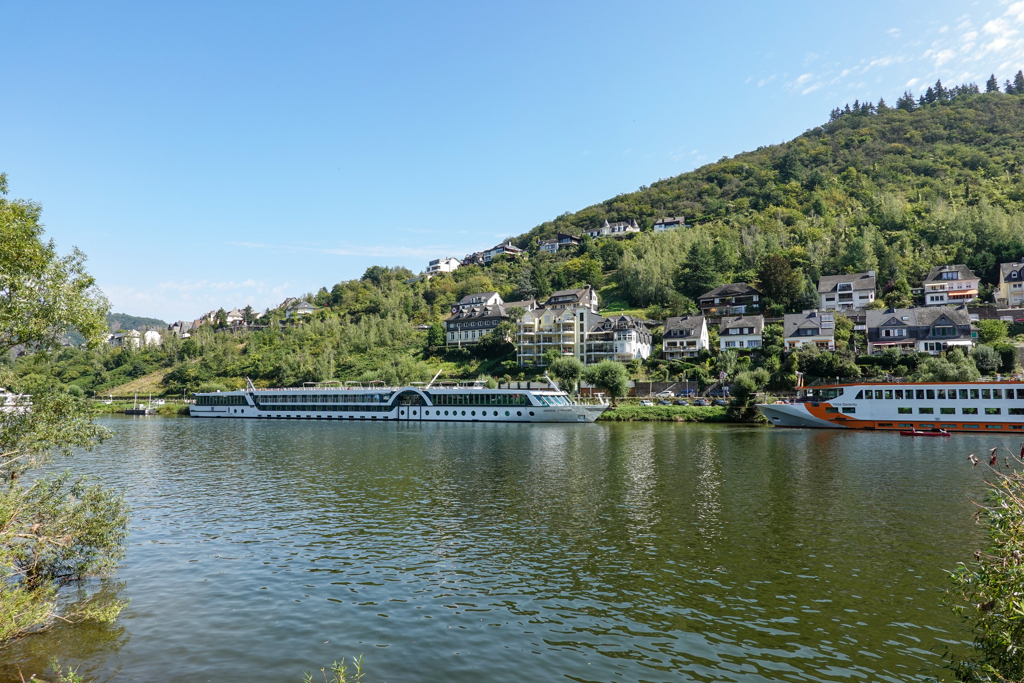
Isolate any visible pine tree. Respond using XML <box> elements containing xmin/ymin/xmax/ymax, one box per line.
<box><xmin>877</xmin><ymin>97</ymin><xmax>888</xmax><ymax>111</ymax></box>
<box><xmin>1015</xmin><ymin>70</ymin><xmax>1024</xmax><ymax>94</ymax></box>
<box><xmin>1005</xmin><ymin>80</ymin><xmax>1014</xmax><ymax>94</ymax></box>
<box><xmin>986</xmin><ymin>74</ymin><xmax>1000</xmax><ymax>92</ymax></box>
<box><xmin>924</xmin><ymin>86</ymin><xmax>936</xmax><ymax>104</ymax></box>
<box><xmin>896</xmin><ymin>91</ymin><xmax>916</xmax><ymax>112</ymax></box>
<box><xmin>934</xmin><ymin>79</ymin><xmax>948</xmax><ymax>102</ymax></box>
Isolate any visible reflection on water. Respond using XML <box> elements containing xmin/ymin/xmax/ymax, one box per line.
<box><xmin>0</xmin><ymin>418</ymin><xmax>994</xmax><ymax>683</ymax></box>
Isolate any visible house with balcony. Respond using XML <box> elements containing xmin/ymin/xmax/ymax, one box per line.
<box><xmin>285</xmin><ymin>301</ymin><xmax>317</xmax><ymax>319</ymax></box>
<box><xmin>516</xmin><ymin>305</ymin><xmax>603</xmax><ymax>366</ymax></box>
<box><xmin>483</xmin><ymin>242</ymin><xmax>524</xmax><ymax>262</ymax></box>
<box><xmin>662</xmin><ymin>315</ymin><xmax>708</xmax><ymax>360</ymax></box>
<box><xmin>538</xmin><ymin>239</ymin><xmax>558</xmax><ymax>254</ymax></box>
<box><xmin>584</xmin><ymin>219</ymin><xmax>640</xmax><ymax>240</ymax></box>
<box><xmin>995</xmin><ymin>261</ymin><xmax>1024</xmax><ymax>308</ymax></box>
<box><xmin>817</xmin><ymin>271</ymin><xmax>876</xmax><ymax>311</ymax></box>
<box><xmin>923</xmin><ymin>264</ymin><xmax>979</xmax><ymax>306</ymax></box>
<box><xmin>583</xmin><ymin>315</ymin><xmax>651</xmax><ymax>365</ymax></box>
<box><xmin>426</xmin><ymin>257</ymin><xmax>461</xmax><ymax>275</ymax></box>
<box><xmin>718</xmin><ymin>315</ymin><xmax>764</xmax><ymax>351</ymax></box>
<box><xmin>783</xmin><ymin>310</ymin><xmax>835</xmax><ymax>350</ymax></box>
<box><xmin>697</xmin><ymin>283</ymin><xmax>761</xmax><ymax>317</ymax></box>
<box><xmin>866</xmin><ymin>306</ymin><xmax>976</xmax><ymax>355</ymax></box>
<box><xmin>653</xmin><ymin>216</ymin><xmax>686</xmax><ymax>233</ymax></box>
<box><xmin>446</xmin><ymin>299</ymin><xmax>511</xmax><ymax>346</ymax></box>
<box><xmin>542</xmin><ymin>286</ymin><xmax>599</xmax><ymax>313</ymax></box>
<box><xmin>539</xmin><ymin>232</ymin><xmax>582</xmax><ymax>254</ymax></box>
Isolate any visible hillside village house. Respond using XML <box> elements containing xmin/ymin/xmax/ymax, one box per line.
<box><xmin>817</xmin><ymin>271</ymin><xmax>876</xmax><ymax>311</ymax></box>
<box><xmin>226</xmin><ymin>308</ymin><xmax>244</xmax><ymax>325</ymax></box>
<box><xmin>143</xmin><ymin>330</ymin><xmax>162</xmax><ymax>346</ymax></box>
<box><xmin>584</xmin><ymin>219</ymin><xmax>640</xmax><ymax>240</ymax></box>
<box><xmin>653</xmin><ymin>217</ymin><xmax>685</xmax><ymax>233</ymax></box>
<box><xmin>662</xmin><ymin>315</ymin><xmax>708</xmax><ymax>360</ymax></box>
<box><xmin>866</xmin><ymin>306</ymin><xmax>976</xmax><ymax>355</ymax></box>
<box><xmin>697</xmin><ymin>283</ymin><xmax>761</xmax><ymax>317</ymax></box>
<box><xmin>285</xmin><ymin>301</ymin><xmax>317</xmax><ymax>319</ymax></box>
<box><xmin>445</xmin><ymin>294</ymin><xmax>537</xmax><ymax>346</ymax></box>
<box><xmin>107</xmin><ymin>330</ymin><xmax>141</xmax><ymax>348</ymax></box>
<box><xmin>426</xmin><ymin>257</ymin><xmax>461</xmax><ymax>275</ymax></box>
<box><xmin>582</xmin><ymin>315</ymin><xmax>652</xmax><ymax>365</ymax></box>
<box><xmin>539</xmin><ymin>233</ymin><xmax>581</xmax><ymax>254</ymax></box>
<box><xmin>515</xmin><ymin>286</ymin><xmax>645</xmax><ymax>366</ymax></box>
<box><xmin>719</xmin><ymin>315</ymin><xmax>764</xmax><ymax>351</ymax></box>
<box><xmin>923</xmin><ymin>264</ymin><xmax>979</xmax><ymax>306</ymax></box>
<box><xmin>995</xmin><ymin>261</ymin><xmax>1024</xmax><ymax>307</ymax></box>
<box><xmin>783</xmin><ymin>310</ymin><xmax>835</xmax><ymax>350</ymax></box>
<box><xmin>168</xmin><ymin>321</ymin><xmax>194</xmax><ymax>338</ymax></box>
<box><xmin>484</xmin><ymin>242</ymin><xmax>523</xmax><ymax>262</ymax></box>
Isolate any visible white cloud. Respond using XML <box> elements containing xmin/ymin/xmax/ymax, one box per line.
<box><xmin>887</xmin><ymin>28</ymin><xmax>901</xmax><ymax>37</ymax></box>
<box><xmin>758</xmin><ymin>74</ymin><xmax>776</xmax><ymax>86</ymax></box>
<box><xmin>906</xmin><ymin>77</ymin><xmax>920</xmax><ymax>88</ymax></box>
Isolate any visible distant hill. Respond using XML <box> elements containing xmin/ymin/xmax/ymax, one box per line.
<box><xmin>106</xmin><ymin>313</ymin><xmax>167</xmax><ymax>333</ymax></box>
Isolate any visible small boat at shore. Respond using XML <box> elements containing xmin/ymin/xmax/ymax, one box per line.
<box><xmin>900</xmin><ymin>429</ymin><xmax>951</xmax><ymax>437</ymax></box>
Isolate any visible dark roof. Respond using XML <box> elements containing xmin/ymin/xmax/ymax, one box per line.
<box><xmin>817</xmin><ymin>272</ymin><xmax>876</xmax><ymax>294</ymax></box>
<box><xmin>719</xmin><ymin>315</ymin><xmax>764</xmax><ymax>334</ymax></box>
<box><xmin>447</xmin><ymin>304</ymin><xmax>507</xmax><ymax>322</ymax></box>
<box><xmin>588</xmin><ymin>314</ymin><xmax>649</xmax><ymax>334</ymax></box>
<box><xmin>999</xmin><ymin>261</ymin><xmax>1024</xmax><ymax>280</ymax></box>
<box><xmin>924</xmin><ymin>264</ymin><xmax>977</xmax><ymax>283</ymax></box>
<box><xmin>783</xmin><ymin>310</ymin><xmax>836</xmax><ymax>339</ymax></box>
<box><xmin>698</xmin><ymin>283</ymin><xmax>760</xmax><ymax>300</ymax></box>
<box><xmin>502</xmin><ymin>299</ymin><xmax>536</xmax><ymax>310</ymax></box>
<box><xmin>653</xmin><ymin>216</ymin><xmax>685</xmax><ymax>225</ymax></box>
<box><xmin>865</xmin><ymin>305</ymin><xmax>972</xmax><ymax>329</ymax></box>
<box><xmin>664</xmin><ymin>315</ymin><xmax>706</xmax><ymax>333</ymax></box>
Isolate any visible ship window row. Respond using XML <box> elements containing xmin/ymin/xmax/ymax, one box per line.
<box><xmin>261</xmin><ymin>405</ymin><xmax>389</xmax><ymax>412</ymax></box>
<box><xmin>430</xmin><ymin>393</ymin><xmax>527</xmax><ymax>406</ymax></box>
<box><xmin>258</xmin><ymin>394</ymin><xmax>386</xmax><ymax>404</ymax></box>
<box><xmin>856</xmin><ymin>388</ymin><xmax>1024</xmax><ymax>400</ymax></box>
<box><xmin>893</xmin><ymin>406</ymin><xmax>1024</xmax><ymax>415</ymax></box>
<box><xmin>196</xmin><ymin>395</ymin><xmax>246</xmax><ymax>406</ymax></box>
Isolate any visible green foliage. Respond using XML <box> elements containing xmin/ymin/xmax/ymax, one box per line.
<box><xmin>582</xmin><ymin>360</ymin><xmax>630</xmax><ymax>406</ymax></box>
<box><xmin>549</xmin><ymin>357</ymin><xmax>584</xmax><ymax>394</ymax></box>
<box><xmin>946</xmin><ymin>457</ymin><xmax>1024</xmax><ymax>682</ymax></box>
<box><xmin>105</xmin><ymin>312</ymin><xmax>166</xmax><ymax>333</ymax></box>
<box><xmin>912</xmin><ymin>347</ymin><xmax>981</xmax><ymax>382</ymax></box>
<box><xmin>976</xmin><ymin>320</ymin><xmax>1009</xmax><ymax>345</ymax></box>
<box><xmin>303</xmin><ymin>655</ymin><xmax>365</xmax><ymax>683</ymax></box>
<box><xmin>971</xmin><ymin>344</ymin><xmax>1002</xmax><ymax>374</ymax></box>
<box><xmin>0</xmin><ymin>177</ymin><xmax>128</xmax><ymax>645</ymax></box>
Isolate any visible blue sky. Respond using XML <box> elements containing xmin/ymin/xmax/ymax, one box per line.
<box><xmin>4</xmin><ymin>0</ymin><xmax>1024</xmax><ymax>322</ymax></box>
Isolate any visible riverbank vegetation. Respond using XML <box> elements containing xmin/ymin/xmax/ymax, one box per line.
<box><xmin>947</xmin><ymin>448</ymin><xmax>1024</xmax><ymax>681</ymax></box>
<box><xmin>0</xmin><ymin>174</ymin><xmax>129</xmax><ymax>645</ymax></box>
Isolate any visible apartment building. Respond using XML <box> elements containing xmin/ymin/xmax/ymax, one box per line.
<box><xmin>923</xmin><ymin>265</ymin><xmax>979</xmax><ymax>306</ymax></box>
<box><xmin>783</xmin><ymin>310</ymin><xmax>835</xmax><ymax>350</ymax></box>
<box><xmin>697</xmin><ymin>283</ymin><xmax>761</xmax><ymax>317</ymax></box>
<box><xmin>662</xmin><ymin>315</ymin><xmax>708</xmax><ymax>360</ymax></box>
<box><xmin>719</xmin><ymin>315</ymin><xmax>764</xmax><ymax>351</ymax></box>
<box><xmin>866</xmin><ymin>305</ymin><xmax>976</xmax><ymax>355</ymax></box>
<box><xmin>817</xmin><ymin>271</ymin><xmax>876</xmax><ymax>311</ymax></box>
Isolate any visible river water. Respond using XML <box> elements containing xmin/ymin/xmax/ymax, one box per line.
<box><xmin>0</xmin><ymin>417</ymin><xmax>999</xmax><ymax>682</ymax></box>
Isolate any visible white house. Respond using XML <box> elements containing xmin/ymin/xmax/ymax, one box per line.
<box><xmin>923</xmin><ymin>265</ymin><xmax>980</xmax><ymax>306</ymax></box>
<box><xmin>285</xmin><ymin>301</ymin><xmax>317</xmax><ymax>319</ymax></box>
<box><xmin>143</xmin><ymin>330</ymin><xmax>162</xmax><ymax>346</ymax></box>
<box><xmin>483</xmin><ymin>242</ymin><xmax>524</xmax><ymax>262</ymax></box>
<box><xmin>584</xmin><ymin>315</ymin><xmax>651</xmax><ymax>364</ymax></box>
<box><xmin>426</xmin><ymin>257</ymin><xmax>461</xmax><ymax>275</ymax></box>
<box><xmin>817</xmin><ymin>271</ymin><xmax>875</xmax><ymax>311</ymax></box>
<box><xmin>662</xmin><ymin>315</ymin><xmax>708</xmax><ymax>360</ymax></box>
<box><xmin>584</xmin><ymin>219</ymin><xmax>640</xmax><ymax>240</ymax></box>
<box><xmin>653</xmin><ymin>217</ymin><xmax>685</xmax><ymax>233</ymax></box>
<box><xmin>107</xmin><ymin>330</ymin><xmax>141</xmax><ymax>348</ymax></box>
<box><xmin>718</xmin><ymin>315</ymin><xmax>764</xmax><ymax>351</ymax></box>
<box><xmin>226</xmin><ymin>308</ymin><xmax>244</xmax><ymax>325</ymax></box>
<box><xmin>783</xmin><ymin>310</ymin><xmax>835</xmax><ymax>350</ymax></box>
<box><xmin>455</xmin><ymin>292</ymin><xmax>503</xmax><ymax>312</ymax></box>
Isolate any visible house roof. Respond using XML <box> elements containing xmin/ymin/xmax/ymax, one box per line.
<box><xmin>653</xmin><ymin>216</ymin><xmax>685</xmax><ymax>225</ymax></box>
<box><xmin>458</xmin><ymin>292</ymin><xmax>501</xmax><ymax>305</ymax></box>
<box><xmin>288</xmin><ymin>301</ymin><xmax>316</xmax><ymax>311</ymax></box>
<box><xmin>817</xmin><ymin>272</ymin><xmax>876</xmax><ymax>294</ymax></box>
<box><xmin>588</xmin><ymin>314</ymin><xmax>648</xmax><ymax>333</ymax></box>
<box><xmin>865</xmin><ymin>305</ymin><xmax>972</xmax><ymax>329</ymax></box>
<box><xmin>783</xmin><ymin>310</ymin><xmax>836</xmax><ymax>338</ymax></box>
<box><xmin>999</xmin><ymin>261</ymin><xmax>1024</xmax><ymax>280</ymax></box>
<box><xmin>719</xmin><ymin>315</ymin><xmax>765</xmax><ymax>334</ymax></box>
<box><xmin>924</xmin><ymin>264</ymin><xmax>978</xmax><ymax>283</ymax></box>
<box><xmin>698</xmin><ymin>282</ymin><xmax>760</xmax><ymax>300</ymax></box>
<box><xmin>502</xmin><ymin>299</ymin><xmax>536</xmax><ymax>310</ymax></box>
<box><xmin>544</xmin><ymin>286</ymin><xmax>596</xmax><ymax>307</ymax></box>
<box><xmin>664</xmin><ymin>315</ymin><xmax>706</xmax><ymax>333</ymax></box>
<box><xmin>447</xmin><ymin>304</ymin><xmax>507</xmax><ymax>322</ymax></box>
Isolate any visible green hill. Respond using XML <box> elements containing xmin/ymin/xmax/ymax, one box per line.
<box><xmin>12</xmin><ymin>80</ymin><xmax>1024</xmax><ymax>396</ymax></box>
<box><xmin>106</xmin><ymin>312</ymin><xmax>167</xmax><ymax>332</ymax></box>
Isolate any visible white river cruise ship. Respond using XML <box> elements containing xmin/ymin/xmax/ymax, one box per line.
<box><xmin>758</xmin><ymin>381</ymin><xmax>1024</xmax><ymax>433</ymax></box>
<box><xmin>190</xmin><ymin>379</ymin><xmax>609</xmax><ymax>423</ymax></box>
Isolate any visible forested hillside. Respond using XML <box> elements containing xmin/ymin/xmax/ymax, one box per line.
<box><xmin>9</xmin><ymin>79</ymin><xmax>1024</xmax><ymax>396</ymax></box>
<box><xmin>106</xmin><ymin>313</ymin><xmax>167</xmax><ymax>332</ymax></box>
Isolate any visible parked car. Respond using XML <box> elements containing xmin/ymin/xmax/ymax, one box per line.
<box><xmin>714</xmin><ymin>399</ymin><xmax>728</xmax><ymax>406</ymax></box>
<box><xmin>639</xmin><ymin>400</ymin><xmax>654</xmax><ymax>407</ymax></box>
<box><xmin>656</xmin><ymin>390</ymin><xmax>674</xmax><ymax>398</ymax></box>
<box><xmin>675</xmin><ymin>399</ymin><xmax>690</xmax><ymax>406</ymax></box>
<box><xmin>692</xmin><ymin>398</ymin><xmax>710</xmax><ymax>406</ymax></box>
<box><xmin>708</xmin><ymin>388</ymin><xmax>731</xmax><ymax>398</ymax></box>
<box><xmin>658</xmin><ymin>400</ymin><xmax>672</xmax><ymax>405</ymax></box>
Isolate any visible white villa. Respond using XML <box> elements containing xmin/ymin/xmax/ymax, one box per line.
<box><xmin>923</xmin><ymin>265</ymin><xmax>979</xmax><ymax>306</ymax></box>
<box><xmin>718</xmin><ymin>315</ymin><xmax>764</xmax><ymax>351</ymax></box>
<box><xmin>426</xmin><ymin>257</ymin><xmax>461</xmax><ymax>275</ymax></box>
<box><xmin>662</xmin><ymin>315</ymin><xmax>708</xmax><ymax>360</ymax></box>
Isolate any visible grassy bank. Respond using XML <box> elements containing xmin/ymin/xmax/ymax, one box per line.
<box><xmin>596</xmin><ymin>405</ymin><xmax>731</xmax><ymax>422</ymax></box>
<box><xmin>89</xmin><ymin>401</ymin><xmax>190</xmax><ymax>416</ymax></box>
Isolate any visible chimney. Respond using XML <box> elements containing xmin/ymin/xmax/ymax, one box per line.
<box><xmin>867</xmin><ymin>270</ymin><xmax>876</xmax><ymax>278</ymax></box>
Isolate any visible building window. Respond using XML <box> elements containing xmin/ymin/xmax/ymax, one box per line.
<box><xmin>919</xmin><ymin>407</ymin><xmax>934</xmax><ymax>414</ymax></box>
